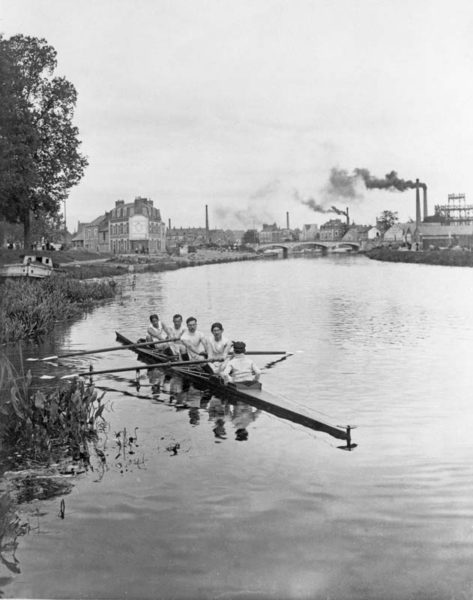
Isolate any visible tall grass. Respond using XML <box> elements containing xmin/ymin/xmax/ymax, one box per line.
<box><xmin>0</xmin><ymin>275</ymin><xmax>117</xmax><ymax>344</ymax></box>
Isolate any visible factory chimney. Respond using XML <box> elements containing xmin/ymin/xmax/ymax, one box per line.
<box><xmin>423</xmin><ymin>185</ymin><xmax>428</xmax><ymax>220</ymax></box>
<box><xmin>168</xmin><ymin>218</ymin><xmax>171</xmax><ymax>230</ymax></box>
<box><xmin>346</xmin><ymin>207</ymin><xmax>350</xmax><ymax>227</ymax></box>
<box><xmin>415</xmin><ymin>179</ymin><xmax>421</xmax><ymax>230</ymax></box>
<box><xmin>286</xmin><ymin>211</ymin><xmax>290</xmax><ymax>230</ymax></box>
<box><xmin>205</xmin><ymin>205</ymin><xmax>209</xmax><ymax>232</ymax></box>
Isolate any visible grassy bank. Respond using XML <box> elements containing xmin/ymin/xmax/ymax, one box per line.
<box><xmin>367</xmin><ymin>247</ymin><xmax>473</xmax><ymax>267</ymax></box>
<box><xmin>0</xmin><ymin>276</ymin><xmax>116</xmax><ymax>344</ymax></box>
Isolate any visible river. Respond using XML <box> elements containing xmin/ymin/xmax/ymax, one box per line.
<box><xmin>3</xmin><ymin>254</ymin><xmax>473</xmax><ymax>599</ymax></box>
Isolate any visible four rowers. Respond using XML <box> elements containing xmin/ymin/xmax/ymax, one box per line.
<box><xmin>146</xmin><ymin>313</ymin><xmax>260</xmax><ymax>383</ymax></box>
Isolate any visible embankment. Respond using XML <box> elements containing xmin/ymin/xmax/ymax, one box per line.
<box><xmin>0</xmin><ymin>276</ymin><xmax>117</xmax><ymax>344</ymax></box>
<box><xmin>367</xmin><ymin>247</ymin><xmax>473</xmax><ymax>267</ymax></box>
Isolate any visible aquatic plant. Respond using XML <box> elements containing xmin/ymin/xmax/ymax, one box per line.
<box><xmin>0</xmin><ymin>276</ymin><xmax>117</xmax><ymax>344</ymax></box>
<box><xmin>0</xmin><ymin>353</ymin><xmax>106</xmax><ymax>470</ymax></box>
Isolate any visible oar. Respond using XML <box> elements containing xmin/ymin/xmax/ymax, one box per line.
<box><xmin>27</xmin><ymin>338</ymin><xmax>178</xmax><ymax>362</ymax></box>
<box><xmin>39</xmin><ymin>358</ymin><xmax>224</xmax><ymax>380</ymax></box>
<box><xmin>244</xmin><ymin>351</ymin><xmax>287</xmax><ymax>355</ymax></box>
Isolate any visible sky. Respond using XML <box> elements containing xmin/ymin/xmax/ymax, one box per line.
<box><xmin>1</xmin><ymin>0</ymin><xmax>473</xmax><ymax>232</ymax></box>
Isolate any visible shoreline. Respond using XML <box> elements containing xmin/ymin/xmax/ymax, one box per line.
<box><xmin>367</xmin><ymin>247</ymin><xmax>473</xmax><ymax>267</ymax></box>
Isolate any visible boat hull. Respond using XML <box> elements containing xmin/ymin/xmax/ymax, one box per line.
<box><xmin>115</xmin><ymin>331</ymin><xmax>351</xmax><ymax>443</ymax></box>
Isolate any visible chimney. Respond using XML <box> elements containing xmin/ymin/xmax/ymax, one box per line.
<box><xmin>423</xmin><ymin>185</ymin><xmax>428</xmax><ymax>220</ymax></box>
<box><xmin>168</xmin><ymin>218</ymin><xmax>171</xmax><ymax>229</ymax></box>
<box><xmin>346</xmin><ymin>207</ymin><xmax>350</xmax><ymax>227</ymax></box>
<box><xmin>205</xmin><ymin>205</ymin><xmax>209</xmax><ymax>232</ymax></box>
<box><xmin>415</xmin><ymin>179</ymin><xmax>421</xmax><ymax>230</ymax></box>
<box><xmin>286</xmin><ymin>212</ymin><xmax>290</xmax><ymax>229</ymax></box>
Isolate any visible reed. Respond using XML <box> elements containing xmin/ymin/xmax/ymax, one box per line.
<box><xmin>0</xmin><ymin>276</ymin><xmax>117</xmax><ymax>344</ymax></box>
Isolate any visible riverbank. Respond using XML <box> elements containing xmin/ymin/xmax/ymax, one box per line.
<box><xmin>367</xmin><ymin>246</ymin><xmax>473</xmax><ymax>267</ymax></box>
<box><xmin>0</xmin><ymin>276</ymin><xmax>116</xmax><ymax>344</ymax></box>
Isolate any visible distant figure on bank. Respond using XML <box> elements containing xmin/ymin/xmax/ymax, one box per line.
<box><xmin>223</xmin><ymin>341</ymin><xmax>261</xmax><ymax>384</ymax></box>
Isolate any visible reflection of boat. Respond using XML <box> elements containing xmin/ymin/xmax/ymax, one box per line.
<box><xmin>116</xmin><ymin>331</ymin><xmax>355</xmax><ymax>447</ymax></box>
<box><xmin>0</xmin><ymin>255</ymin><xmax>57</xmax><ymax>279</ymax></box>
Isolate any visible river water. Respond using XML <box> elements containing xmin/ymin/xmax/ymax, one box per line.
<box><xmin>3</xmin><ymin>254</ymin><xmax>473</xmax><ymax>599</ymax></box>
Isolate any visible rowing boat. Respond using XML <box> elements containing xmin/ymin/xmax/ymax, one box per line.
<box><xmin>115</xmin><ymin>331</ymin><xmax>355</xmax><ymax>447</ymax></box>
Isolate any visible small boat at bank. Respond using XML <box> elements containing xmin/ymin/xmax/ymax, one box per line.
<box><xmin>0</xmin><ymin>255</ymin><xmax>58</xmax><ymax>279</ymax></box>
<box><xmin>115</xmin><ymin>331</ymin><xmax>355</xmax><ymax>447</ymax></box>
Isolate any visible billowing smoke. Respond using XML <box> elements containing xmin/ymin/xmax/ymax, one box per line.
<box><xmin>299</xmin><ymin>167</ymin><xmax>425</xmax><ymax>216</ymax></box>
<box><xmin>294</xmin><ymin>189</ymin><xmax>348</xmax><ymax>219</ymax></box>
<box><xmin>214</xmin><ymin>179</ymin><xmax>283</xmax><ymax>229</ymax></box>
<box><xmin>325</xmin><ymin>167</ymin><xmax>426</xmax><ymax>196</ymax></box>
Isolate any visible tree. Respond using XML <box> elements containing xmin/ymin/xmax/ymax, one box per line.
<box><xmin>242</xmin><ymin>229</ymin><xmax>259</xmax><ymax>244</ymax></box>
<box><xmin>0</xmin><ymin>34</ymin><xmax>87</xmax><ymax>248</ymax></box>
<box><xmin>377</xmin><ymin>210</ymin><xmax>399</xmax><ymax>233</ymax></box>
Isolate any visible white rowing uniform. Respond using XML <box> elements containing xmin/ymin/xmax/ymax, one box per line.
<box><xmin>223</xmin><ymin>354</ymin><xmax>261</xmax><ymax>383</ymax></box>
<box><xmin>180</xmin><ymin>328</ymin><xmax>207</xmax><ymax>361</ymax></box>
<box><xmin>147</xmin><ymin>318</ymin><xmax>168</xmax><ymax>345</ymax></box>
<box><xmin>206</xmin><ymin>335</ymin><xmax>232</xmax><ymax>372</ymax></box>
<box><xmin>163</xmin><ymin>322</ymin><xmax>186</xmax><ymax>356</ymax></box>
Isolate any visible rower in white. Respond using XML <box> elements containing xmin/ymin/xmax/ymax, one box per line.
<box><xmin>206</xmin><ymin>322</ymin><xmax>232</xmax><ymax>373</ymax></box>
<box><xmin>222</xmin><ymin>341</ymin><xmax>261</xmax><ymax>384</ymax></box>
<box><xmin>180</xmin><ymin>316</ymin><xmax>208</xmax><ymax>361</ymax></box>
<box><xmin>147</xmin><ymin>314</ymin><xmax>168</xmax><ymax>346</ymax></box>
<box><xmin>163</xmin><ymin>313</ymin><xmax>186</xmax><ymax>357</ymax></box>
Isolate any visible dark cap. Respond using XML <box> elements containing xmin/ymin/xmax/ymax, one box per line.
<box><xmin>233</xmin><ymin>341</ymin><xmax>246</xmax><ymax>353</ymax></box>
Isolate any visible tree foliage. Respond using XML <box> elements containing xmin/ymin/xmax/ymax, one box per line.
<box><xmin>377</xmin><ymin>210</ymin><xmax>399</xmax><ymax>233</ymax></box>
<box><xmin>0</xmin><ymin>34</ymin><xmax>88</xmax><ymax>247</ymax></box>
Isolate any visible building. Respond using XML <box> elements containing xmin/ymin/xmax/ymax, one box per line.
<box><xmin>259</xmin><ymin>223</ymin><xmax>294</xmax><ymax>244</ymax></box>
<box><xmin>84</xmin><ymin>214</ymin><xmax>109</xmax><ymax>252</ymax></box>
<box><xmin>300</xmin><ymin>224</ymin><xmax>319</xmax><ymax>241</ymax></box>
<box><xmin>383</xmin><ymin>223</ymin><xmax>413</xmax><ymax>246</ymax></box>
<box><xmin>415</xmin><ymin>193</ymin><xmax>473</xmax><ymax>249</ymax></box>
<box><xmin>320</xmin><ymin>219</ymin><xmax>347</xmax><ymax>242</ymax></box>
<box><xmin>342</xmin><ymin>225</ymin><xmax>371</xmax><ymax>244</ymax></box>
<box><xmin>71</xmin><ymin>222</ymin><xmax>86</xmax><ymax>249</ymax></box>
<box><xmin>110</xmin><ymin>197</ymin><xmax>166</xmax><ymax>254</ymax></box>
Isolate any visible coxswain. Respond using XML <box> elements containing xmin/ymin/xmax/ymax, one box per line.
<box><xmin>180</xmin><ymin>317</ymin><xmax>208</xmax><ymax>361</ymax></box>
<box><xmin>222</xmin><ymin>341</ymin><xmax>261</xmax><ymax>384</ymax></box>
<box><xmin>206</xmin><ymin>322</ymin><xmax>232</xmax><ymax>373</ymax></box>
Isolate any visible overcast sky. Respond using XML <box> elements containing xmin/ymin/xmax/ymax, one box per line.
<box><xmin>1</xmin><ymin>0</ymin><xmax>473</xmax><ymax>232</ymax></box>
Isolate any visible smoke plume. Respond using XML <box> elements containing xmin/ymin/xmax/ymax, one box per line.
<box><xmin>298</xmin><ymin>167</ymin><xmax>425</xmax><ymax>216</ymax></box>
<box><xmin>294</xmin><ymin>189</ymin><xmax>348</xmax><ymax>218</ymax></box>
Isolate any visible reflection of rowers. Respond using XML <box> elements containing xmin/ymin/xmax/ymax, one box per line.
<box><xmin>222</xmin><ymin>341</ymin><xmax>261</xmax><ymax>384</ymax></box>
<box><xmin>232</xmin><ymin>402</ymin><xmax>261</xmax><ymax>441</ymax></box>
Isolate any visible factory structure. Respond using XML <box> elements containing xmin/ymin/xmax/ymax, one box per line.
<box><xmin>414</xmin><ymin>180</ymin><xmax>473</xmax><ymax>249</ymax></box>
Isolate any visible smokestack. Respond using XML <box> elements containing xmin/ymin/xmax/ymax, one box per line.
<box><xmin>415</xmin><ymin>179</ymin><xmax>421</xmax><ymax>229</ymax></box>
<box><xmin>168</xmin><ymin>218</ymin><xmax>171</xmax><ymax>229</ymax></box>
<box><xmin>286</xmin><ymin>211</ymin><xmax>290</xmax><ymax>229</ymax></box>
<box><xmin>205</xmin><ymin>205</ymin><xmax>209</xmax><ymax>232</ymax></box>
<box><xmin>423</xmin><ymin>185</ymin><xmax>428</xmax><ymax>220</ymax></box>
<box><xmin>346</xmin><ymin>207</ymin><xmax>350</xmax><ymax>227</ymax></box>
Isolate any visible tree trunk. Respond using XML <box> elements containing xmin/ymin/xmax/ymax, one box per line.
<box><xmin>23</xmin><ymin>209</ymin><xmax>31</xmax><ymax>250</ymax></box>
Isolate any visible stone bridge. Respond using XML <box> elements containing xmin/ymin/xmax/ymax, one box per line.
<box><xmin>255</xmin><ymin>240</ymin><xmax>360</xmax><ymax>257</ymax></box>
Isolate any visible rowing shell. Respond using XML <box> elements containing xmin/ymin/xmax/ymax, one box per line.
<box><xmin>115</xmin><ymin>331</ymin><xmax>355</xmax><ymax>447</ymax></box>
